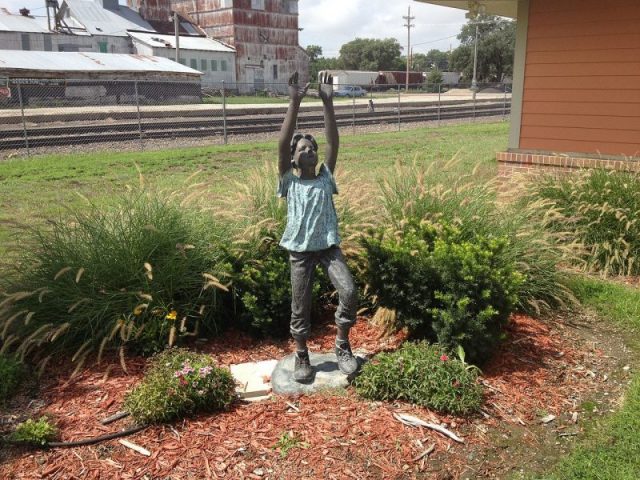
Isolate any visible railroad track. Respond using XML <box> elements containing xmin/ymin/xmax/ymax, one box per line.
<box><xmin>1</xmin><ymin>101</ymin><xmax>510</xmax><ymax>150</ymax></box>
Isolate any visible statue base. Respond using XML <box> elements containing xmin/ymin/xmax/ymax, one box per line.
<box><xmin>271</xmin><ymin>351</ymin><xmax>366</xmax><ymax>396</ymax></box>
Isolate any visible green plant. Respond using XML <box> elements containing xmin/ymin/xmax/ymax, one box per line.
<box><xmin>534</xmin><ymin>169</ymin><xmax>640</xmax><ymax>276</ymax></box>
<box><xmin>274</xmin><ymin>431</ymin><xmax>309</xmax><ymax>458</ymax></box>
<box><xmin>123</xmin><ymin>348</ymin><xmax>235</xmax><ymax>425</ymax></box>
<box><xmin>378</xmin><ymin>160</ymin><xmax>574</xmax><ymax>317</ymax></box>
<box><xmin>0</xmin><ymin>186</ymin><xmax>232</xmax><ymax>374</ymax></box>
<box><xmin>8</xmin><ymin>416</ymin><xmax>58</xmax><ymax>446</ymax></box>
<box><xmin>0</xmin><ymin>354</ymin><xmax>24</xmax><ymax>404</ymax></box>
<box><xmin>362</xmin><ymin>220</ymin><xmax>522</xmax><ymax>364</ymax></box>
<box><xmin>355</xmin><ymin>341</ymin><xmax>483</xmax><ymax>414</ymax></box>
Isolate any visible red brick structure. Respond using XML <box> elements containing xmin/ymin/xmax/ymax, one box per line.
<box><xmin>417</xmin><ymin>0</ymin><xmax>640</xmax><ymax>176</ymax></box>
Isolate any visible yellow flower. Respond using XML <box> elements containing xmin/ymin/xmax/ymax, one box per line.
<box><xmin>166</xmin><ymin>310</ymin><xmax>178</xmax><ymax>321</ymax></box>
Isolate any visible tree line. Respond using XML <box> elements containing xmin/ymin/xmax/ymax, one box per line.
<box><xmin>306</xmin><ymin>15</ymin><xmax>515</xmax><ymax>84</ymax></box>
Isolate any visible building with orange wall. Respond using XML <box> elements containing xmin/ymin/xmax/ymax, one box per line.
<box><xmin>416</xmin><ymin>0</ymin><xmax>640</xmax><ymax>174</ymax></box>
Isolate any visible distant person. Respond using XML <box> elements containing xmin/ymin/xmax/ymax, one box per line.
<box><xmin>367</xmin><ymin>98</ymin><xmax>375</xmax><ymax>113</ymax></box>
<box><xmin>276</xmin><ymin>71</ymin><xmax>359</xmax><ymax>383</ymax></box>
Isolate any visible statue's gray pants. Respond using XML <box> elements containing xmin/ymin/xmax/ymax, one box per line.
<box><xmin>289</xmin><ymin>246</ymin><xmax>357</xmax><ymax>340</ymax></box>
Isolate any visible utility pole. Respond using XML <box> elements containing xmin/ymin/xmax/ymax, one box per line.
<box><xmin>174</xmin><ymin>11</ymin><xmax>180</xmax><ymax>63</ymax></box>
<box><xmin>403</xmin><ymin>6</ymin><xmax>415</xmax><ymax>92</ymax></box>
<box><xmin>471</xmin><ymin>21</ymin><xmax>479</xmax><ymax>100</ymax></box>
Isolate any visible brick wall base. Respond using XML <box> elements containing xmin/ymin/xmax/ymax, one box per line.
<box><xmin>497</xmin><ymin>151</ymin><xmax>640</xmax><ymax>180</ymax></box>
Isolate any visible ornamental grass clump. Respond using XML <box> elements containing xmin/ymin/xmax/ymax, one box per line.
<box><xmin>0</xmin><ymin>354</ymin><xmax>24</xmax><ymax>404</ymax></box>
<box><xmin>0</xmin><ymin>183</ymin><xmax>232</xmax><ymax>376</ymax></box>
<box><xmin>123</xmin><ymin>348</ymin><xmax>235</xmax><ymax>425</ymax></box>
<box><xmin>355</xmin><ymin>342</ymin><xmax>483</xmax><ymax>415</ymax></box>
<box><xmin>8</xmin><ymin>416</ymin><xmax>59</xmax><ymax>446</ymax></box>
<box><xmin>533</xmin><ymin>169</ymin><xmax>640</xmax><ymax>276</ymax></box>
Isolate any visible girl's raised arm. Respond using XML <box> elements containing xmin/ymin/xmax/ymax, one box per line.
<box><xmin>318</xmin><ymin>71</ymin><xmax>339</xmax><ymax>173</ymax></box>
<box><xmin>278</xmin><ymin>72</ymin><xmax>309</xmax><ymax>176</ymax></box>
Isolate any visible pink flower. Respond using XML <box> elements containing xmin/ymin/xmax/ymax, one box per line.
<box><xmin>174</xmin><ymin>371</ymin><xmax>183</xmax><ymax>378</ymax></box>
<box><xmin>199</xmin><ymin>366</ymin><xmax>213</xmax><ymax>378</ymax></box>
<box><xmin>440</xmin><ymin>354</ymin><xmax>449</xmax><ymax>362</ymax></box>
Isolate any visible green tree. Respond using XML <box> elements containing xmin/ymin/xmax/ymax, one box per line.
<box><xmin>450</xmin><ymin>15</ymin><xmax>515</xmax><ymax>83</ymax></box>
<box><xmin>338</xmin><ymin>38</ymin><xmax>404</xmax><ymax>71</ymax></box>
<box><xmin>305</xmin><ymin>44</ymin><xmax>340</xmax><ymax>83</ymax></box>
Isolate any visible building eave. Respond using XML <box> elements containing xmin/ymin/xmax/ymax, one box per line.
<box><xmin>413</xmin><ymin>0</ymin><xmax>518</xmax><ymax>19</ymax></box>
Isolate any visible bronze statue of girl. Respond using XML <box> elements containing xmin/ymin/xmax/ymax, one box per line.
<box><xmin>277</xmin><ymin>71</ymin><xmax>358</xmax><ymax>383</ymax></box>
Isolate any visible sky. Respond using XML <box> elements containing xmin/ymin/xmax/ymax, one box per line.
<box><xmin>2</xmin><ymin>0</ymin><xmax>468</xmax><ymax>56</ymax></box>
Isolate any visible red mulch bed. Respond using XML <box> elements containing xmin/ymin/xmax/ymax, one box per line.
<box><xmin>0</xmin><ymin>312</ymin><xmax>595</xmax><ymax>479</ymax></box>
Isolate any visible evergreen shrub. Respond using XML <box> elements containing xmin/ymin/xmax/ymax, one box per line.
<box><xmin>0</xmin><ymin>354</ymin><xmax>24</xmax><ymax>404</ymax></box>
<box><xmin>8</xmin><ymin>417</ymin><xmax>58</xmax><ymax>446</ymax></box>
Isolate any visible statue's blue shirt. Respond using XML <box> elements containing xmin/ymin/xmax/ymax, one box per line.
<box><xmin>277</xmin><ymin>163</ymin><xmax>340</xmax><ymax>252</ymax></box>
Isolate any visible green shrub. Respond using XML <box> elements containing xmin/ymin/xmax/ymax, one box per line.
<box><xmin>375</xmin><ymin>160</ymin><xmax>574</xmax><ymax>318</ymax></box>
<box><xmin>355</xmin><ymin>342</ymin><xmax>483</xmax><ymax>414</ymax></box>
<box><xmin>534</xmin><ymin>169</ymin><xmax>640</xmax><ymax>276</ymax></box>
<box><xmin>0</xmin><ymin>354</ymin><xmax>24</xmax><ymax>404</ymax></box>
<box><xmin>362</xmin><ymin>221</ymin><xmax>521</xmax><ymax>364</ymax></box>
<box><xmin>0</xmin><ymin>188</ymin><xmax>232</xmax><ymax>374</ymax></box>
<box><xmin>123</xmin><ymin>348</ymin><xmax>236</xmax><ymax>424</ymax></box>
<box><xmin>9</xmin><ymin>416</ymin><xmax>58</xmax><ymax>446</ymax></box>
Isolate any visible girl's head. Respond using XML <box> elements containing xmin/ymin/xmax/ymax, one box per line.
<box><xmin>290</xmin><ymin>133</ymin><xmax>318</xmax><ymax>170</ymax></box>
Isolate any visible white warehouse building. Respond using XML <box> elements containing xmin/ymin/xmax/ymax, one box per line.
<box><xmin>128</xmin><ymin>31</ymin><xmax>235</xmax><ymax>89</ymax></box>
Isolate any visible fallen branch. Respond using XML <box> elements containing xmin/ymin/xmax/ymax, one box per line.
<box><xmin>118</xmin><ymin>439</ymin><xmax>151</xmax><ymax>456</ymax></box>
<box><xmin>100</xmin><ymin>411</ymin><xmax>130</xmax><ymax>425</ymax></box>
<box><xmin>394</xmin><ymin>413</ymin><xmax>464</xmax><ymax>443</ymax></box>
<box><xmin>412</xmin><ymin>443</ymin><xmax>436</xmax><ymax>462</ymax></box>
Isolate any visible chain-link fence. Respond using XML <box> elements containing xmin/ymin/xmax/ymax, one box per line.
<box><xmin>0</xmin><ymin>78</ymin><xmax>511</xmax><ymax>158</ymax></box>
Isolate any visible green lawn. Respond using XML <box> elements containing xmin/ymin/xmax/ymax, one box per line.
<box><xmin>541</xmin><ymin>275</ymin><xmax>640</xmax><ymax>479</ymax></box>
<box><xmin>0</xmin><ymin>121</ymin><xmax>508</xmax><ymax>261</ymax></box>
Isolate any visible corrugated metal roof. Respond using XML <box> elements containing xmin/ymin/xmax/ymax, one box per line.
<box><xmin>64</xmin><ymin>0</ymin><xmax>155</xmax><ymax>36</ymax></box>
<box><xmin>128</xmin><ymin>31</ymin><xmax>236</xmax><ymax>53</ymax></box>
<box><xmin>0</xmin><ymin>12</ymin><xmax>50</xmax><ymax>33</ymax></box>
<box><xmin>0</xmin><ymin>50</ymin><xmax>202</xmax><ymax>75</ymax></box>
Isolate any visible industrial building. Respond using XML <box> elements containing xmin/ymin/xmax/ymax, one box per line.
<box><xmin>129</xmin><ymin>31</ymin><xmax>235</xmax><ymax>87</ymax></box>
<box><xmin>170</xmin><ymin>0</ymin><xmax>309</xmax><ymax>93</ymax></box>
<box><xmin>0</xmin><ymin>50</ymin><xmax>202</xmax><ymax>106</ymax></box>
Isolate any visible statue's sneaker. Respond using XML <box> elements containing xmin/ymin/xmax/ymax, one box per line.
<box><xmin>293</xmin><ymin>350</ymin><xmax>314</xmax><ymax>383</ymax></box>
<box><xmin>335</xmin><ymin>341</ymin><xmax>359</xmax><ymax>375</ymax></box>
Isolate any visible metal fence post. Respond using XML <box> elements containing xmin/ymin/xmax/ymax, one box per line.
<box><xmin>16</xmin><ymin>83</ymin><xmax>30</xmax><ymax>156</ymax></box>
<box><xmin>133</xmin><ymin>80</ymin><xmax>143</xmax><ymax>149</ymax></box>
<box><xmin>437</xmin><ymin>83</ymin><xmax>441</xmax><ymax>127</ymax></box>
<box><xmin>397</xmin><ymin>85</ymin><xmax>401</xmax><ymax>132</ymax></box>
<box><xmin>352</xmin><ymin>94</ymin><xmax>356</xmax><ymax>135</ymax></box>
<box><xmin>472</xmin><ymin>84</ymin><xmax>477</xmax><ymax>122</ymax></box>
<box><xmin>222</xmin><ymin>80</ymin><xmax>228</xmax><ymax>145</ymax></box>
<box><xmin>503</xmin><ymin>83</ymin><xmax>508</xmax><ymax>120</ymax></box>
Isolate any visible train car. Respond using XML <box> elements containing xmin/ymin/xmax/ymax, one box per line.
<box><xmin>325</xmin><ymin>70</ymin><xmax>380</xmax><ymax>88</ymax></box>
<box><xmin>376</xmin><ymin>71</ymin><xmax>426</xmax><ymax>88</ymax></box>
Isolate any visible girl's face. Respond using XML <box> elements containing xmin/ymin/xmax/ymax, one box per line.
<box><xmin>294</xmin><ymin>138</ymin><xmax>318</xmax><ymax>170</ymax></box>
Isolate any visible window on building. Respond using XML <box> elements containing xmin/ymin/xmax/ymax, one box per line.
<box><xmin>211</xmin><ymin>60</ymin><xmax>218</xmax><ymax>71</ymax></box>
<box><xmin>221</xmin><ymin>60</ymin><xmax>228</xmax><ymax>71</ymax></box>
<box><xmin>287</xmin><ymin>1</ymin><xmax>298</xmax><ymax>14</ymax></box>
<box><xmin>43</xmin><ymin>35</ymin><xmax>52</xmax><ymax>51</ymax></box>
<box><xmin>21</xmin><ymin>34</ymin><xmax>30</xmax><ymax>51</ymax></box>
<box><xmin>190</xmin><ymin>58</ymin><xmax>198</xmax><ymax>69</ymax></box>
<box><xmin>201</xmin><ymin>59</ymin><xmax>207</xmax><ymax>71</ymax></box>
<box><xmin>98</xmin><ymin>42</ymin><xmax>108</xmax><ymax>53</ymax></box>
<box><xmin>179</xmin><ymin>58</ymin><xmax>186</xmax><ymax>65</ymax></box>
<box><xmin>220</xmin><ymin>0</ymin><xmax>233</xmax><ymax>7</ymax></box>
<box><xmin>251</xmin><ymin>0</ymin><xmax>265</xmax><ymax>10</ymax></box>
<box><xmin>273</xmin><ymin>64</ymin><xmax>278</xmax><ymax>80</ymax></box>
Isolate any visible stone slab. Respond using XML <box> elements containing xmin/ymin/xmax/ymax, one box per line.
<box><xmin>271</xmin><ymin>351</ymin><xmax>367</xmax><ymax>396</ymax></box>
<box><xmin>230</xmin><ymin>359</ymin><xmax>278</xmax><ymax>402</ymax></box>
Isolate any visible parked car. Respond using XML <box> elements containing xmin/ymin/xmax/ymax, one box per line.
<box><xmin>334</xmin><ymin>85</ymin><xmax>366</xmax><ymax>97</ymax></box>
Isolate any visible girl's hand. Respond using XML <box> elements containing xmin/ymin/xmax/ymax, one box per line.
<box><xmin>318</xmin><ymin>71</ymin><xmax>334</xmax><ymax>103</ymax></box>
<box><xmin>288</xmin><ymin>72</ymin><xmax>309</xmax><ymax>104</ymax></box>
